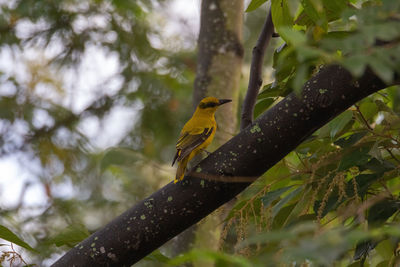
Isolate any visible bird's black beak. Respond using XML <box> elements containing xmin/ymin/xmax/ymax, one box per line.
<box><xmin>218</xmin><ymin>99</ymin><xmax>232</xmax><ymax>106</ymax></box>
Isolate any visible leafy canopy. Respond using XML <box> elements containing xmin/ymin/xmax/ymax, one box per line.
<box><xmin>165</xmin><ymin>0</ymin><xmax>400</xmax><ymax>266</ymax></box>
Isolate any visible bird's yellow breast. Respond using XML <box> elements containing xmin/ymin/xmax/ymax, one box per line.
<box><xmin>180</xmin><ymin>112</ymin><xmax>216</xmax><ymax>160</ymax></box>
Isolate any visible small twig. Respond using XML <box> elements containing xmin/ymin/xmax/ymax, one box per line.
<box><xmin>295</xmin><ymin>151</ymin><xmax>308</xmax><ymax>170</ymax></box>
<box><xmin>355</xmin><ymin>104</ymin><xmax>373</xmax><ymax>130</ymax></box>
<box><xmin>1</xmin><ymin>243</ymin><xmax>30</xmax><ymax>266</ymax></box>
<box><xmin>240</xmin><ymin>10</ymin><xmax>274</xmax><ymax>130</ymax></box>
<box><xmin>386</xmin><ymin>148</ymin><xmax>400</xmax><ymax>164</ymax></box>
<box><xmin>355</xmin><ymin>104</ymin><xmax>400</xmax><ymax>164</ymax></box>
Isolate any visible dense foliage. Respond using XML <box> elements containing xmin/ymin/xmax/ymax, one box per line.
<box><xmin>214</xmin><ymin>0</ymin><xmax>400</xmax><ymax>266</ymax></box>
<box><xmin>0</xmin><ymin>0</ymin><xmax>399</xmax><ymax>266</ymax></box>
<box><xmin>0</xmin><ymin>0</ymin><xmax>196</xmax><ymax>265</ymax></box>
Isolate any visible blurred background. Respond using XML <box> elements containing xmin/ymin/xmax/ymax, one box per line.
<box><xmin>0</xmin><ymin>0</ymin><xmax>273</xmax><ymax>265</ymax></box>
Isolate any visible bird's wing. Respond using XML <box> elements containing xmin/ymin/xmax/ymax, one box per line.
<box><xmin>172</xmin><ymin>127</ymin><xmax>214</xmax><ymax>166</ymax></box>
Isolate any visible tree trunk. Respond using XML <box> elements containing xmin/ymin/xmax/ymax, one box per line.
<box><xmin>194</xmin><ymin>0</ymin><xmax>243</xmax><ymax>143</ymax></box>
<box><xmin>172</xmin><ymin>0</ymin><xmax>244</xmax><ymax>262</ymax></box>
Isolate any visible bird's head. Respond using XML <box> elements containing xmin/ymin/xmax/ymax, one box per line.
<box><xmin>197</xmin><ymin>97</ymin><xmax>232</xmax><ymax>114</ymax></box>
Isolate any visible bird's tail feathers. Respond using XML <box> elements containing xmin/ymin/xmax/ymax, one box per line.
<box><xmin>174</xmin><ymin>156</ymin><xmax>189</xmax><ymax>184</ymax></box>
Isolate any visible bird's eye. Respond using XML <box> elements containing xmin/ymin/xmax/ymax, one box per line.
<box><xmin>199</xmin><ymin>102</ymin><xmax>217</xmax><ymax>109</ymax></box>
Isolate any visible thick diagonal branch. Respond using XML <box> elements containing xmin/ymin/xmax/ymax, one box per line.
<box><xmin>240</xmin><ymin>10</ymin><xmax>274</xmax><ymax>130</ymax></box>
<box><xmin>52</xmin><ymin>65</ymin><xmax>389</xmax><ymax>267</ymax></box>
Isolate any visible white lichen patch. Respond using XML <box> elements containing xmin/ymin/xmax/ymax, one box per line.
<box><xmin>107</xmin><ymin>252</ymin><xmax>117</xmax><ymax>261</ymax></box>
<box><xmin>100</xmin><ymin>247</ymin><xmax>106</xmax><ymax>254</ymax></box>
<box><xmin>144</xmin><ymin>201</ymin><xmax>153</xmax><ymax>208</ymax></box>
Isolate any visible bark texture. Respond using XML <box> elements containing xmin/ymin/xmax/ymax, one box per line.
<box><xmin>52</xmin><ymin>65</ymin><xmax>389</xmax><ymax>267</ymax></box>
<box><xmin>194</xmin><ymin>0</ymin><xmax>244</xmax><ymax>144</ymax></box>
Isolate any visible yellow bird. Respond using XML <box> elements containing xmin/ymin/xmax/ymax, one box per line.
<box><xmin>172</xmin><ymin>97</ymin><xmax>232</xmax><ymax>183</ymax></box>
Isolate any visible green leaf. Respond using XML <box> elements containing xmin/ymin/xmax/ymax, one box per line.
<box><xmin>334</xmin><ymin>131</ymin><xmax>367</xmax><ymax>148</ymax></box>
<box><xmin>258</xmin><ymin>83</ymin><xmax>282</xmax><ymax>98</ymax></box>
<box><xmin>354</xmin><ymin>239</ymin><xmax>378</xmax><ymax>261</ymax></box>
<box><xmin>144</xmin><ymin>249</ymin><xmax>170</xmax><ymax>263</ymax></box>
<box><xmin>347</xmin><ymin>173</ymin><xmax>382</xmax><ymax>197</ymax></box>
<box><xmin>278</xmin><ymin>27</ymin><xmax>306</xmax><ymax>46</ymax></box>
<box><xmin>301</xmin><ymin>0</ymin><xmax>320</xmax><ymax>24</ymax></box>
<box><xmin>272</xmin><ymin>186</ymin><xmax>303</xmax><ymax>217</ymax></box>
<box><xmin>283</xmin><ymin>187</ymin><xmax>312</xmax><ymax>227</ymax></box>
<box><xmin>292</xmin><ymin>63</ymin><xmax>308</xmax><ymax>94</ymax></box>
<box><xmin>322</xmin><ymin>0</ymin><xmax>349</xmax><ymax>21</ymax></box>
<box><xmin>375</xmin><ymin>240</ymin><xmax>394</xmax><ymax>260</ymax></box>
<box><xmin>367</xmin><ymin>198</ymin><xmax>400</xmax><ymax>226</ymax></box>
<box><xmin>0</xmin><ymin>225</ymin><xmax>36</xmax><ymax>252</ymax></box>
<box><xmin>301</xmin><ymin>0</ymin><xmax>327</xmax><ymax>30</ymax></box>
<box><xmin>376</xmin><ymin>261</ymin><xmax>391</xmax><ymax>267</ymax></box>
<box><xmin>359</xmin><ymin>158</ymin><xmax>396</xmax><ymax>173</ymax></box>
<box><xmin>359</xmin><ymin>101</ymin><xmax>378</xmax><ymax>121</ymax></box>
<box><xmin>271</xmin><ymin>0</ymin><xmax>294</xmax><ymax>38</ymax></box>
<box><xmin>272</xmin><ymin>204</ymin><xmax>296</xmax><ymax>229</ymax></box>
<box><xmin>296</xmin><ymin>46</ymin><xmax>322</xmax><ymax>62</ymax></box>
<box><xmin>375</xmin><ymin>99</ymin><xmax>394</xmax><ymax>113</ymax></box>
<box><xmin>254</xmin><ymin>98</ymin><xmax>275</xmax><ymax>118</ymax></box>
<box><xmin>49</xmin><ymin>224</ymin><xmax>90</xmax><ymax>247</ymax></box>
<box><xmin>246</xmin><ymin>0</ymin><xmax>269</xmax><ymax>12</ymax></box>
<box><xmin>338</xmin><ymin>146</ymin><xmax>371</xmax><ymax>171</ymax></box>
<box><xmin>342</xmin><ymin>54</ymin><xmax>368</xmax><ymax>77</ymax></box>
<box><xmin>368</xmin><ymin>54</ymin><xmax>394</xmax><ymax>84</ymax></box>
<box><xmin>261</xmin><ymin>186</ymin><xmax>293</xmax><ymax>207</ymax></box>
<box><xmin>329</xmin><ymin>110</ymin><xmax>353</xmax><ymax>139</ymax></box>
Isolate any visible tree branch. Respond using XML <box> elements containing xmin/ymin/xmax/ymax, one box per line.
<box><xmin>240</xmin><ymin>10</ymin><xmax>274</xmax><ymax>130</ymax></box>
<box><xmin>52</xmin><ymin>65</ymin><xmax>390</xmax><ymax>267</ymax></box>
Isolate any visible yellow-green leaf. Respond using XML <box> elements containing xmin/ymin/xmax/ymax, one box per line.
<box><xmin>0</xmin><ymin>225</ymin><xmax>36</xmax><ymax>252</ymax></box>
<box><xmin>246</xmin><ymin>0</ymin><xmax>269</xmax><ymax>12</ymax></box>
